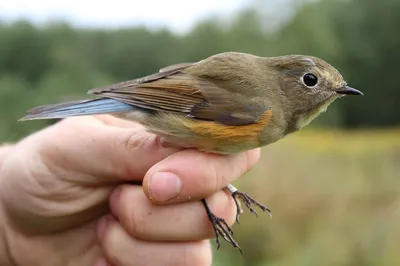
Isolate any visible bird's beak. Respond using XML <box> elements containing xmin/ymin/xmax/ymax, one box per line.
<box><xmin>336</xmin><ymin>86</ymin><xmax>363</xmax><ymax>96</ymax></box>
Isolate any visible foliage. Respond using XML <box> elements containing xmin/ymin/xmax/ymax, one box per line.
<box><xmin>0</xmin><ymin>0</ymin><xmax>399</xmax><ymax>142</ymax></box>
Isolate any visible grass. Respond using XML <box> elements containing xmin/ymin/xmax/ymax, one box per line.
<box><xmin>213</xmin><ymin>128</ymin><xmax>400</xmax><ymax>266</ymax></box>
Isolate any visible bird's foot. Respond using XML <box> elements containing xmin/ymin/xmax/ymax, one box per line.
<box><xmin>201</xmin><ymin>186</ymin><xmax>271</xmax><ymax>254</ymax></box>
<box><xmin>231</xmin><ymin>190</ymin><xmax>272</xmax><ymax>224</ymax></box>
<box><xmin>201</xmin><ymin>199</ymin><xmax>242</xmax><ymax>254</ymax></box>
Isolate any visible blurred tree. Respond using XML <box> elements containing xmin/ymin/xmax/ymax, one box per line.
<box><xmin>0</xmin><ymin>21</ymin><xmax>51</xmax><ymax>84</ymax></box>
<box><xmin>0</xmin><ymin>0</ymin><xmax>399</xmax><ymax>144</ymax></box>
<box><xmin>0</xmin><ymin>75</ymin><xmax>49</xmax><ymax>140</ymax></box>
<box><xmin>330</xmin><ymin>0</ymin><xmax>400</xmax><ymax>127</ymax></box>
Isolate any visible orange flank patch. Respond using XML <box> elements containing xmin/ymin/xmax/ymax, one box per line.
<box><xmin>188</xmin><ymin>110</ymin><xmax>272</xmax><ymax>141</ymax></box>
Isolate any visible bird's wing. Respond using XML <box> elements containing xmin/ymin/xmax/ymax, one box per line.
<box><xmin>89</xmin><ymin>62</ymin><xmax>269</xmax><ymax>126</ymax></box>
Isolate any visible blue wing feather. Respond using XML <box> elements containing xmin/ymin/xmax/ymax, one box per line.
<box><xmin>19</xmin><ymin>98</ymin><xmax>136</xmax><ymax>121</ymax></box>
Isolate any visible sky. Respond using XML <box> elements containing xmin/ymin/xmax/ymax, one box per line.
<box><xmin>0</xmin><ymin>0</ymin><xmax>250</xmax><ymax>33</ymax></box>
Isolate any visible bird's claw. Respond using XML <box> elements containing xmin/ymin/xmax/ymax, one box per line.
<box><xmin>201</xmin><ymin>191</ymin><xmax>271</xmax><ymax>255</ymax></box>
<box><xmin>201</xmin><ymin>199</ymin><xmax>242</xmax><ymax>254</ymax></box>
<box><xmin>231</xmin><ymin>191</ymin><xmax>272</xmax><ymax>224</ymax></box>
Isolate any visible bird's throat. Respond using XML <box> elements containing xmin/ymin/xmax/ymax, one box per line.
<box><xmin>295</xmin><ymin>96</ymin><xmax>338</xmax><ymax>130</ymax></box>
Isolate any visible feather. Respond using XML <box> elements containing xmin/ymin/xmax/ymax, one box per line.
<box><xmin>19</xmin><ymin>98</ymin><xmax>136</xmax><ymax>121</ymax></box>
<box><xmin>20</xmin><ymin>53</ymin><xmax>270</xmax><ymax>126</ymax></box>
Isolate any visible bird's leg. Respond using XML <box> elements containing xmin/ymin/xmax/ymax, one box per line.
<box><xmin>201</xmin><ymin>199</ymin><xmax>242</xmax><ymax>254</ymax></box>
<box><xmin>201</xmin><ymin>185</ymin><xmax>271</xmax><ymax>253</ymax></box>
<box><xmin>226</xmin><ymin>184</ymin><xmax>272</xmax><ymax>224</ymax></box>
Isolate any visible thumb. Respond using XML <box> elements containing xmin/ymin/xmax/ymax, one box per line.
<box><xmin>18</xmin><ymin>115</ymin><xmax>181</xmax><ymax>185</ymax></box>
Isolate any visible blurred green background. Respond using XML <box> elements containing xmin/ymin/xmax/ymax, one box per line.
<box><xmin>1</xmin><ymin>0</ymin><xmax>399</xmax><ymax>265</ymax></box>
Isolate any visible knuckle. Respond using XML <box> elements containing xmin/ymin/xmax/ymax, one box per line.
<box><xmin>118</xmin><ymin>130</ymin><xmax>143</xmax><ymax>153</ymax></box>
<box><xmin>112</xmin><ymin>130</ymin><xmax>149</xmax><ymax>178</ymax></box>
<box><xmin>114</xmin><ymin>129</ymin><xmax>154</xmax><ymax>157</ymax></box>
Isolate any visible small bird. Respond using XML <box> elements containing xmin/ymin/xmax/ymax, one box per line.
<box><xmin>20</xmin><ymin>52</ymin><xmax>363</xmax><ymax>253</ymax></box>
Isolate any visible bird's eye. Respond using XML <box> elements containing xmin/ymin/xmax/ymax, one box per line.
<box><xmin>302</xmin><ymin>73</ymin><xmax>318</xmax><ymax>87</ymax></box>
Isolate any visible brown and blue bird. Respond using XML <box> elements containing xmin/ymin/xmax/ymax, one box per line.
<box><xmin>20</xmin><ymin>52</ymin><xmax>363</xmax><ymax>253</ymax></box>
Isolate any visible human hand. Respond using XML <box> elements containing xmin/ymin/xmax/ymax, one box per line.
<box><xmin>0</xmin><ymin>115</ymin><xmax>260</xmax><ymax>266</ymax></box>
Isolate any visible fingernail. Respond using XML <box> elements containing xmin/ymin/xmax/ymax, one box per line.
<box><xmin>149</xmin><ymin>172</ymin><xmax>182</xmax><ymax>202</ymax></box>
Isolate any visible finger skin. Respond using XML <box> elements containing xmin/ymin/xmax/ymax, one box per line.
<box><xmin>0</xmin><ymin>115</ymin><xmax>181</xmax><ymax>234</ymax></box>
<box><xmin>0</xmin><ymin>144</ymin><xmax>14</xmax><ymax>162</ymax></box>
<box><xmin>109</xmin><ymin>185</ymin><xmax>236</xmax><ymax>241</ymax></box>
<box><xmin>142</xmin><ymin>148</ymin><xmax>260</xmax><ymax>203</ymax></box>
<box><xmin>96</xmin><ymin>216</ymin><xmax>212</xmax><ymax>266</ymax></box>
<box><xmin>14</xmin><ymin>116</ymin><xmax>181</xmax><ymax>184</ymax></box>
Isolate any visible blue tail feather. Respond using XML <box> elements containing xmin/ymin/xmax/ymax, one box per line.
<box><xmin>19</xmin><ymin>98</ymin><xmax>136</xmax><ymax>121</ymax></box>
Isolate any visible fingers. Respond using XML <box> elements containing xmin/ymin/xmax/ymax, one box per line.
<box><xmin>109</xmin><ymin>184</ymin><xmax>236</xmax><ymax>241</ymax></box>
<box><xmin>96</xmin><ymin>215</ymin><xmax>212</xmax><ymax>266</ymax></box>
<box><xmin>142</xmin><ymin>148</ymin><xmax>260</xmax><ymax>203</ymax></box>
<box><xmin>21</xmin><ymin>115</ymin><xmax>181</xmax><ymax>183</ymax></box>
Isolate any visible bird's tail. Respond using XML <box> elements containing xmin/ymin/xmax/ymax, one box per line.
<box><xmin>19</xmin><ymin>98</ymin><xmax>136</xmax><ymax>121</ymax></box>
